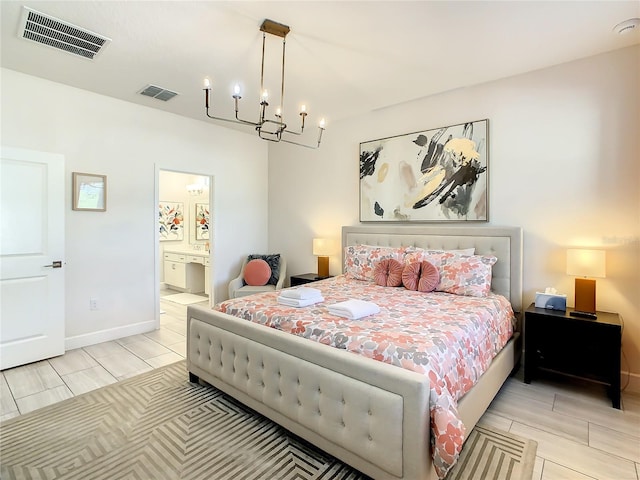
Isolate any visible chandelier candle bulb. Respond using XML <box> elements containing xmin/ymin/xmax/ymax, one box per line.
<box><xmin>233</xmin><ymin>84</ymin><xmax>241</xmax><ymax>98</ymax></box>
<box><xmin>203</xmin><ymin>79</ymin><xmax>211</xmax><ymax>108</ymax></box>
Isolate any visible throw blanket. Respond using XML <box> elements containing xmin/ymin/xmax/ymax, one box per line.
<box><xmin>216</xmin><ymin>275</ymin><xmax>514</xmax><ymax>478</ymax></box>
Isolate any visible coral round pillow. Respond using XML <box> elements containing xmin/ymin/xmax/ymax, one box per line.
<box><xmin>401</xmin><ymin>262</ymin><xmax>421</xmax><ymax>291</ymax></box>
<box><xmin>244</xmin><ymin>259</ymin><xmax>271</xmax><ymax>286</ymax></box>
<box><xmin>418</xmin><ymin>261</ymin><xmax>439</xmax><ymax>292</ymax></box>
<box><xmin>374</xmin><ymin>258</ymin><xmax>404</xmax><ymax>287</ymax></box>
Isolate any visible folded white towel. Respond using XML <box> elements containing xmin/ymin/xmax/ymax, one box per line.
<box><xmin>328</xmin><ymin>299</ymin><xmax>380</xmax><ymax>320</ymax></box>
<box><xmin>277</xmin><ymin>295</ymin><xmax>324</xmax><ymax>308</ymax></box>
<box><xmin>279</xmin><ymin>287</ymin><xmax>322</xmax><ymax>300</ymax></box>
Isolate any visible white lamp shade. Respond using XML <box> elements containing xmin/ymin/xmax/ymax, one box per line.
<box><xmin>566</xmin><ymin>249</ymin><xmax>606</xmax><ymax>278</ymax></box>
<box><xmin>312</xmin><ymin>238</ymin><xmax>332</xmax><ymax>256</ymax></box>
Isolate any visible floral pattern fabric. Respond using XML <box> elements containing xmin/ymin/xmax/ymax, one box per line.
<box><xmin>405</xmin><ymin>250</ymin><xmax>497</xmax><ymax>297</ymax></box>
<box><xmin>215</xmin><ymin>275</ymin><xmax>514</xmax><ymax>478</ymax></box>
<box><xmin>344</xmin><ymin>245</ymin><xmax>408</xmax><ymax>282</ymax></box>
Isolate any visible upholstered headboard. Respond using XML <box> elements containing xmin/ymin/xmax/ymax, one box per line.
<box><xmin>342</xmin><ymin>225</ymin><xmax>523</xmax><ymax>312</ymax></box>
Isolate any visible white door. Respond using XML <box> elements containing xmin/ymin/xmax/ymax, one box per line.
<box><xmin>0</xmin><ymin>147</ymin><xmax>65</xmax><ymax>370</ymax></box>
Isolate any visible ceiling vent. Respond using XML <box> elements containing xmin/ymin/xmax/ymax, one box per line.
<box><xmin>18</xmin><ymin>7</ymin><xmax>110</xmax><ymax>60</ymax></box>
<box><xmin>139</xmin><ymin>85</ymin><xmax>179</xmax><ymax>102</ymax></box>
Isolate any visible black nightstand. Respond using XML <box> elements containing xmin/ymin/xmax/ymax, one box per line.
<box><xmin>290</xmin><ymin>273</ymin><xmax>331</xmax><ymax>287</ymax></box>
<box><xmin>523</xmin><ymin>303</ymin><xmax>621</xmax><ymax>408</ymax></box>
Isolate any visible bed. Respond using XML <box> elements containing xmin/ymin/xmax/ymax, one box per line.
<box><xmin>187</xmin><ymin>225</ymin><xmax>523</xmax><ymax>480</ymax></box>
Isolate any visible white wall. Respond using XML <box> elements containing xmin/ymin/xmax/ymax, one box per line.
<box><xmin>268</xmin><ymin>47</ymin><xmax>640</xmax><ymax>381</ymax></box>
<box><xmin>1</xmin><ymin>68</ymin><xmax>269</xmax><ymax>348</ymax></box>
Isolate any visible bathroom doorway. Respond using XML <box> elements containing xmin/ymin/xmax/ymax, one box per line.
<box><xmin>156</xmin><ymin>168</ymin><xmax>214</xmax><ymax>323</ymax></box>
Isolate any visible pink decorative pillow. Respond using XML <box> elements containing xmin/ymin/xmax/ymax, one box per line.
<box><xmin>437</xmin><ymin>254</ymin><xmax>497</xmax><ymax>297</ymax></box>
<box><xmin>344</xmin><ymin>245</ymin><xmax>407</xmax><ymax>282</ymax></box>
<box><xmin>418</xmin><ymin>261</ymin><xmax>439</xmax><ymax>292</ymax></box>
<box><xmin>244</xmin><ymin>259</ymin><xmax>271</xmax><ymax>286</ymax></box>
<box><xmin>373</xmin><ymin>258</ymin><xmax>404</xmax><ymax>287</ymax></box>
<box><xmin>401</xmin><ymin>262</ymin><xmax>421</xmax><ymax>291</ymax></box>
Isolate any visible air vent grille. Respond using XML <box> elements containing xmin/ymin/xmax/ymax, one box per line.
<box><xmin>18</xmin><ymin>7</ymin><xmax>110</xmax><ymax>60</ymax></box>
<box><xmin>140</xmin><ymin>85</ymin><xmax>179</xmax><ymax>102</ymax></box>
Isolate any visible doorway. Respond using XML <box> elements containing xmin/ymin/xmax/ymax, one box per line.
<box><xmin>155</xmin><ymin>168</ymin><xmax>213</xmax><ymax>324</ymax></box>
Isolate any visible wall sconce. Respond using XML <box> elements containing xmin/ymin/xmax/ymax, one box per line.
<box><xmin>566</xmin><ymin>248</ymin><xmax>606</xmax><ymax>319</ymax></box>
<box><xmin>313</xmin><ymin>238</ymin><xmax>331</xmax><ymax>278</ymax></box>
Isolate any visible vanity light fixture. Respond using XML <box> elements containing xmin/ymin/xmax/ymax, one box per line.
<box><xmin>186</xmin><ymin>183</ymin><xmax>204</xmax><ymax>195</ymax></box>
<box><xmin>203</xmin><ymin>19</ymin><xmax>325</xmax><ymax>149</ymax></box>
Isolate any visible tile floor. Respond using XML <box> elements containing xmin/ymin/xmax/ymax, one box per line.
<box><xmin>1</xmin><ymin>294</ymin><xmax>638</xmax><ymax>480</ymax></box>
<box><xmin>0</xmin><ymin>289</ymin><xmax>202</xmax><ymax>421</ymax></box>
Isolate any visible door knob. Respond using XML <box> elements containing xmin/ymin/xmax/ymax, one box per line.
<box><xmin>43</xmin><ymin>261</ymin><xmax>63</xmax><ymax>268</ymax></box>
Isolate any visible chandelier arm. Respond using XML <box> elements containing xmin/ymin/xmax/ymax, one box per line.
<box><xmin>234</xmin><ymin>109</ymin><xmax>262</xmax><ymax>127</ymax></box>
<box><xmin>281</xmin><ymin>127</ymin><xmax>304</xmax><ymax>136</ymax></box>
<box><xmin>206</xmin><ymin>110</ymin><xmax>259</xmax><ymax>127</ymax></box>
<box><xmin>279</xmin><ymin>137</ymin><xmax>320</xmax><ymax>149</ymax></box>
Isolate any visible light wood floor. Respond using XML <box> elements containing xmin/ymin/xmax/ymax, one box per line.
<box><xmin>1</xmin><ymin>295</ymin><xmax>638</xmax><ymax>480</ymax></box>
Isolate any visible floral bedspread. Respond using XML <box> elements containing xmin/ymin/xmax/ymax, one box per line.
<box><xmin>215</xmin><ymin>275</ymin><xmax>515</xmax><ymax>478</ymax></box>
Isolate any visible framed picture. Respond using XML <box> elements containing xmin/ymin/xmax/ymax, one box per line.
<box><xmin>359</xmin><ymin>119</ymin><xmax>488</xmax><ymax>222</ymax></box>
<box><xmin>195</xmin><ymin>203</ymin><xmax>210</xmax><ymax>240</ymax></box>
<box><xmin>72</xmin><ymin>172</ymin><xmax>107</xmax><ymax>211</ymax></box>
<box><xmin>159</xmin><ymin>201</ymin><xmax>184</xmax><ymax>241</ymax></box>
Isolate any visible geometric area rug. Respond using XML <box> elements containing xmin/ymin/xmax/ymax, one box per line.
<box><xmin>445</xmin><ymin>424</ymin><xmax>537</xmax><ymax>480</ymax></box>
<box><xmin>0</xmin><ymin>361</ymin><xmax>536</xmax><ymax>480</ymax></box>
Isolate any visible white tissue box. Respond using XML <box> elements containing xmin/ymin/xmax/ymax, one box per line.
<box><xmin>535</xmin><ymin>292</ymin><xmax>567</xmax><ymax>311</ymax></box>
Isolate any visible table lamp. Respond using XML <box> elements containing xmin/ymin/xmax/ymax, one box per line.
<box><xmin>566</xmin><ymin>248</ymin><xmax>606</xmax><ymax>319</ymax></box>
<box><xmin>313</xmin><ymin>238</ymin><xmax>331</xmax><ymax>278</ymax></box>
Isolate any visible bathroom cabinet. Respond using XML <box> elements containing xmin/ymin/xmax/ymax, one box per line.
<box><xmin>163</xmin><ymin>250</ymin><xmax>207</xmax><ymax>293</ymax></box>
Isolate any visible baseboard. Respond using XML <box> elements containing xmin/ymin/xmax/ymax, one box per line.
<box><xmin>621</xmin><ymin>371</ymin><xmax>640</xmax><ymax>395</ymax></box>
<box><xmin>65</xmin><ymin>320</ymin><xmax>157</xmax><ymax>350</ymax></box>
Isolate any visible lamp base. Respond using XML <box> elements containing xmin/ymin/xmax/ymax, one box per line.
<box><xmin>317</xmin><ymin>256</ymin><xmax>329</xmax><ymax>278</ymax></box>
<box><xmin>570</xmin><ymin>310</ymin><xmax>598</xmax><ymax>320</ymax></box>
<box><xmin>574</xmin><ymin>277</ymin><xmax>596</xmax><ymax>315</ymax></box>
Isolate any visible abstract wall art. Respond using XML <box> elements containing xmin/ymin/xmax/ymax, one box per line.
<box><xmin>359</xmin><ymin>119</ymin><xmax>489</xmax><ymax>222</ymax></box>
<box><xmin>195</xmin><ymin>203</ymin><xmax>210</xmax><ymax>240</ymax></box>
<box><xmin>159</xmin><ymin>201</ymin><xmax>184</xmax><ymax>241</ymax></box>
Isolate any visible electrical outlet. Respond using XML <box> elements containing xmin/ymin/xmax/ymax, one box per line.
<box><xmin>90</xmin><ymin>297</ymin><xmax>99</xmax><ymax>310</ymax></box>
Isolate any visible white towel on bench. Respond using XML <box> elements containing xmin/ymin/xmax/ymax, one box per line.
<box><xmin>328</xmin><ymin>299</ymin><xmax>380</xmax><ymax>320</ymax></box>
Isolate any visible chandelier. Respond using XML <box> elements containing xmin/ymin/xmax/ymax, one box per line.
<box><xmin>203</xmin><ymin>19</ymin><xmax>325</xmax><ymax>149</ymax></box>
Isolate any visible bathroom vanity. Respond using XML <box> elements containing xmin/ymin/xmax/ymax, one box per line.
<box><xmin>163</xmin><ymin>249</ymin><xmax>209</xmax><ymax>294</ymax></box>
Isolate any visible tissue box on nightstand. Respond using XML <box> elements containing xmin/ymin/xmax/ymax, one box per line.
<box><xmin>535</xmin><ymin>292</ymin><xmax>567</xmax><ymax>311</ymax></box>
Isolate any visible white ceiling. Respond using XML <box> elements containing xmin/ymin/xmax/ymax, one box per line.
<box><xmin>2</xmin><ymin>1</ymin><xmax>639</xmax><ymax>141</ymax></box>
